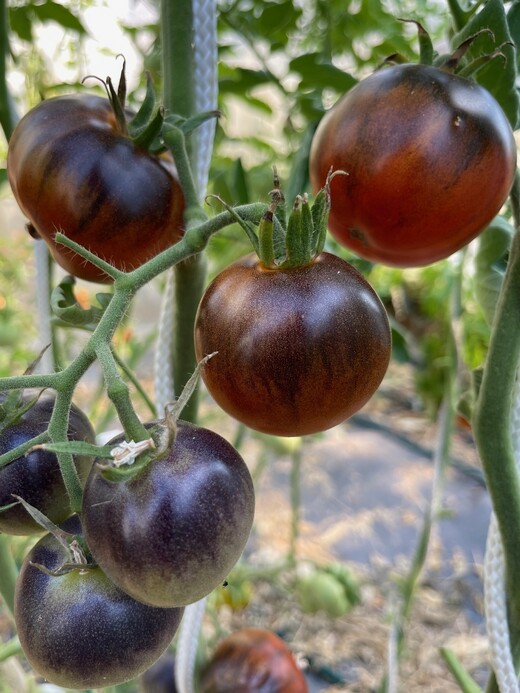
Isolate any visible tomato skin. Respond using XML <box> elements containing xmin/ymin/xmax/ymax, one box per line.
<box><xmin>309</xmin><ymin>63</ymin><xmax>517</xmax><ymax>267</ymax></box>
<box><xmin>14</xmin><ymin>516</ymin><xmax>183</xmax><ymax>690</ymax></box>
<box><xmin>194</xmin><ymin>252</ymin><xmax>391</xmax><ymax>437</ymax></box>
<box><xmin>199</xmin><ymin>628</ymin><xmax>308</xmax><ymax>693</ymax></box>
<box><xmin>0</xmin><ymin>393</ymin><xmax>95</xmax><ymax>535</ymax></box>
<box><xmin>82</xmin><ymin>421</ymin><xmax>255</xmax><ymax>608</ymax></box>
<box><xmin>7</xmin><ymin>94</ymin><xmax>185</xmax><ymax>282</ymax></box>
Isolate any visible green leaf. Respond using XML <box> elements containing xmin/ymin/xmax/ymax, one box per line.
<box><xmin>507</xmin><ymin>2</ymin><xmax>520</xmax><ymax>72</ymax></box>
<box><xmin>8</xmin><ymin>6</ymin><xmax>33</xmax><ymax>42</ymax></box>
<box><xmin>290</xmin><ymin>53</ymin><xmax>357</xmax><ymax>92</ymax></box>
<box><xmin>219</xmin><ymin>67</ymin><xmax>274</xmax><ymax>94</ymax></box>
<box><xmin>474</xmin><ymin>216</ymin><xmax>514</xmax><ymax>325</ymax></box>
<box><xmin>31</xmin><ymin>0</ymin><xmax>87</xmax><ymax>35</ymax></box>
<box><xmin>284</xmin><ymin>122</ymin><xmax>318</xmax><ymax>207</ymax></box>
<box><xmin>452</xmin><ymin>0</ymin><xmax>520</xmax><ymax>128</ymax></box>
<box><xmin>50</xmin><ymin>276</ymin><xmax>111</xmax><ymax>329</ymax></box>
<box><xmin>230</xmin><ymin>159</ymin><xmax>250</xmax><ymax>205</ymax></box>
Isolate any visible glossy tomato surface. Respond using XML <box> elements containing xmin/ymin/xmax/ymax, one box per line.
<box><xmin>194</xmin><ymin>252</ymin><xmax>391</xmax><ymax>437</ymax></box>
<box><xmin>309</xmin><ymin>63</ymin><xmax>517</xmax><ymax>267</ymax></box>
<box><xmin>82</xmin><ymin>420</ymin><xmax>255</xmax><ymax>608</ymax></box>
<box><xmin>0</xmin><ymin>393</ymin><xmax>95</xmax><ymax>535</ymax></box>
<box><xmin>199</xmin><ymin>628</ymin><xmax>308</xmax><ymax>693</ymax></box>
<box><xmin>7</xmin><ymin>94</ymin><xmax>185</xmax><ymax>282</ymax></box>
<box><xmin>14</xmin><ymin>516</ymin><xmax>183</xmax><ymax>690</ymax></box>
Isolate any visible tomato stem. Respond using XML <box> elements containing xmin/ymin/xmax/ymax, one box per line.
<box><xmin>47</xmin><ymin>388</ymin><xmax>84</xmax><ymax>514</ymax></box>
<box><xmin>0</xmin><ymin>535</ymin><xmax>17</xmax><ymax>618</ymax></box>
<box><xmin>162</xmin><ymin>124</ymin><xmax>201</xmax><ymax>213</ymax></box>
<box><xmin>473</xmin><ymin>174</ymin><xmax>520</xmax><ymax>684</ymax></box>
<box><xmin>95</xmin><ymin>342</ymin><xmax>151</xmax><ymax>444</ymax></box>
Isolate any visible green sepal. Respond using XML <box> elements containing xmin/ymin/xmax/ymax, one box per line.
<box><xmin>127</xmin><ymin>72</ymin><xmax>166</xmax><ymax>151</ymax></box>
<box><xmin>115</xmin><ymin>55</ymin><xmax>127</xmax><ymax>108</ymax></box>
<box><xmin>310</xmin><ymin>186</ymin><xmax>331</xmax><ymax>255</ymax></box>
<box><xmin>300</xmin><ymin>196</ymin><xmax>313</xmax><ymax>257</ymax></box>
<box><xmin>0</xmin><ymin>387</ymin><xmax>45</xmax><ymax>433</ymax></box>
<box><xmin>12</xmin><ymin>496</ymin><xmax>75</xmax><ymax>551</ymax></box>
<box><xmin>284</xmin><ymin>199</ymin><xmax>305</xmax><ymax>267</ymax></box>
<box><xmin>31</xmin><ymin>440</ymin><xmax>114</xmax><ymax>460</ymax></box>
<box><xmin>258</xmin><ymin>209</ymin><xmax>276</xmax><ymax>267</ymax></box>
<box><xmin>457</xmin><ymin>45</ymin><xmax>511</xmax><ymax>79</ymax></box>
<box><xmin>105</xmin><ymin>75</ymin><xmax>128</xmax><ymax>136</ymax></box>
<box><xmin>132</xmin><ymin>105</ymin><xmax>165</xmax><ymax>151</ymax></box>
<box><xmin>206</xmin><ymin>194</ymin><xmax>260</xmax><ymax>256</ymax></box>
<box><xmin>399</xmin><ymin>19</ymin><xmax>434</xmax><ymax>65</ymax></box>
<box><xmin>128</xmin><ymin>72</ymin><xmax>157</xmax><ymax>134</ymax></box>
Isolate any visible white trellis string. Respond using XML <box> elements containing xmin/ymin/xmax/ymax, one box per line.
<box><xmin>153</xmin><ymin>270</ymin><xmax>176</xmax><ymax>413</ymax></box>
<box><xmin>484</xmin><ymin>376</ymin><xmax>520</xmax><ymax>693</ymax></box>
<box><xmin>166</xmin><ymin>3</ymin><xmax>218</xmax><ymax>693</ymax></box>
<box><xmin>34</xmin><ymin>240</ymin><xmax>54</xmax><ymax>374</ymax></box>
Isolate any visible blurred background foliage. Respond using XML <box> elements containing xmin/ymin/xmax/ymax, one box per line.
<box><xmin>0</xmin><ymin>0</ymin><xmax>518</xmax><ymax>421</ymax></box>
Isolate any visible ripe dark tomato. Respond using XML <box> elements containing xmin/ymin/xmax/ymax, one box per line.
<box><xmin>309</xmin><ymin>63</ymin><xmax>517</xmax><ymax>267</ymax></box>
<box><xmin>0</xmin><ymin>393</ymin><xmax>95</xmax><ymax>535</ymax></box>
<box><xmin>194</xmin><ymin>252</ymin><xmax>391</xmax><ymax>437</ymax></box>
<box><xmin>15</xmin><ymin>516</ymin><xmax>183</xmax><ymax>690</ymax></box>
<box><xmin>7</xmin><ymin>94</ymin><xmax>185</xmax><ymax>282</ymax></box>
<box><xmin>82</xmin><ymin>420</ymin><xmax>255</xmax><ymax>608</ymax></box>
<box><xmin>199</xmin><ymin>628</ymin><xmax>308</xmax><ymax>693</ymax></box>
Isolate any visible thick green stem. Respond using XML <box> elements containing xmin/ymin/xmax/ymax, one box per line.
<box><xmin>0</xmin><ymin>0</ymin><xmax>17</xmax><ymax>140</ymax></box>
<box><xmin>161</xmin><ymin>0</ymin><xmax>194</xmax><ymax>130</ymax></box>
<box><xmin>474</xmin><ymin>215</ymin><xmax>520</xmax><ymax>682</ymax></box>
<box><xmin>0</xmin><ymin>535</ymin><xmax>17</xmax><ymax>617</ymax></box>
<box><xmin>288</xmin><ymin>440</ymin><xmax>303</xmax><ymax>568</ymax></box>
<box><xmin>160</xmin><ymin>0</ymin><xmax>210</xmax><ymax>420</ymax></box>
<box><xmin>172</xmin><ymin>253</ymin><xmax>208</xmax><ymax>423</ymax></box>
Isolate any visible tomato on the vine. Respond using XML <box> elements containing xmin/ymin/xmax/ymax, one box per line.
<box><xmin>7</xmin><ymin>93</ymin><xmax>185</xmax><ymax>283</ymax></box>
<box><xmin>309</xmin><ymin>63</ymin><xmax>517</xmax><ymax>267</ymax></box>
<box><xmin>194</xmin><ymin>251</ymin><xmax>391</xmax><ymax>437</ymax></box>
<box><xmin>0</xmin><ymin>392</ymin><xmax>95</xmax><ymax>535</ymax></box>
<box><xmin>15</xmin><ymin>516</ymin><xmax>183</xmax><ymax>690</ymax></box>
<box><xmin>82</xmin><ymin>420</ymin><xmax>255</xmax><ymax>608</ymax></box>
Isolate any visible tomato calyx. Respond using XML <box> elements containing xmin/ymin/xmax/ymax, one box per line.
<box><xmin>83</xmin><ymin>56</ymin><xmax>167</xmax><ymax>154</ymax></box>
<box><xmin>388</xmin><ymin>21</ymin><xmax>510</xmax><ymax>78</ymax></box>
<box><xmin>210</xmin><ymin>167</ymin><xmax>346</xmax><ymax>271</ymax></box>
<box><xmin>95</xmin><ymin>352</ymin><xmax>217</xmax><ymax>483</ymax></box>
<box><xmin>12</xmin><ymin>496</ymin><xmax>95</xmax><ymax>575</ymax></box>
<box><xmin>260</xmin><ymin>167</ymin><xmax>348</xmax><ymax>270</ymax></box>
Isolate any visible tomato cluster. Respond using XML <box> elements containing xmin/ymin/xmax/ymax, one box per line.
<box><xmin>0</xmin><ymin>395</ymin><xmax>255</xmax><ymax>688</ymax></box>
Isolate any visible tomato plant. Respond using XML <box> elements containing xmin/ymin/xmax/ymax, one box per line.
<box><xmin>14</xmin><ymin>516</ymin><xmax>184</xmax><ymax>690</ymax></box>
<box><xmin>194</xmin><ymin>251</ymin><xmax>391</xmax><ymax>437</ymax></box>
<box><xmin>7</xmin><ymin>92</ymin><xmax>185</xmax><ymax>283</ymax></box>
<box><xmin>199</xmin><ymin>627</ymin><xmax>308</xmax><ymax>693</ymax></box>
<box><xmin>0</xmin><ymin>392</ymin><xmax>95</xmax><ymax>535</ymax></box>
<box><xmin>1</xmin><ymin>2</ymin><xmax>520</xmax><ymax>692</ymax></box>
<box><xmin>82</xmin><ymin>420</ymin><xmax>255</xmax><ymax>608</ymax></box>
<box><xmin>309</xmin><ymin>63</ymin><xmax>517</xmax><ymax>267</ymax></box>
